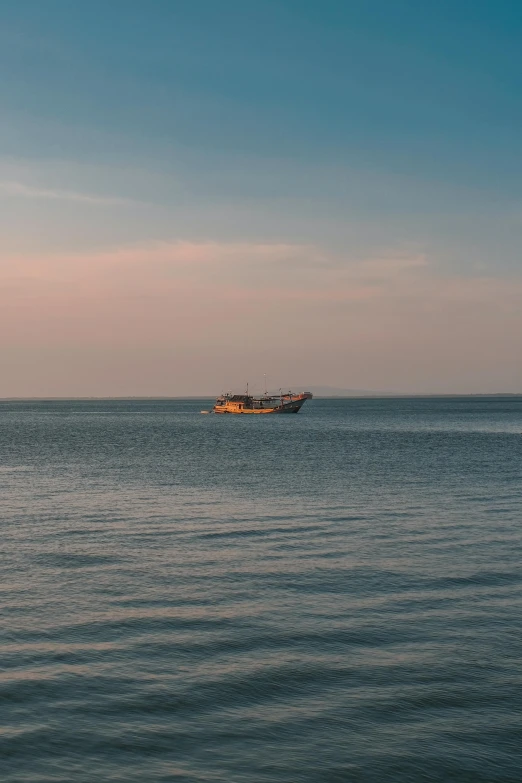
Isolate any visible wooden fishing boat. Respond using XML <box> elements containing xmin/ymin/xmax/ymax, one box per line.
<box><xmin>213</xmin><ymin>390</ymin><xmax>312</xmax><ymax>414</ymax></box>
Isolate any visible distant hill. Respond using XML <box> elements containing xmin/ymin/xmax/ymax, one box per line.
<box><xmin>291</xmin><ymin>385</ymin><xmax>393</xmax><ymax>397</ymax></box>
<box><xmin>290</xmin><ymin>388</ymin><xmax>522</xmax><ymax>397</ymax></box>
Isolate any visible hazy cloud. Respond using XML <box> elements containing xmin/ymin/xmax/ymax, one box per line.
<box><xmin>0</xmin><ymin>180</ymin><xmax>139</xmax><ymax>206</ymax></box>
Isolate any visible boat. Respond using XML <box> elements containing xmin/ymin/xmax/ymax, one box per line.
<box><xmin>213</xmin><ymin>389</ymin><xmax>313</xmax><ymax>414</ymax></box>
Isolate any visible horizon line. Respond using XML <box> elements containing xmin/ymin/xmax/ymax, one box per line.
<box><xmin>1</xmin><ymin>393</ymin><xmax>521</xmax><ymax>401</ymax></box>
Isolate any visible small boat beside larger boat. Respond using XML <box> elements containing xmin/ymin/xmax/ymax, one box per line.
<box><xmin>213</xmin><ymin>390</ymin><xmax>312</xmax><ymax>414</ymax></box>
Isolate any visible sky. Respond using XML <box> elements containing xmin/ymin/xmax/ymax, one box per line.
<box><xmin>1</xmin><ymin>0</ymin><xmax>521</xmax><ymax>396</ymax></box>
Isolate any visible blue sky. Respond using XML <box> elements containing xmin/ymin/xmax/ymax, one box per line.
<box><xmin>1</xmin><ymin>1</ymin><xmax>521</xmax><ymax>394</ymax></box>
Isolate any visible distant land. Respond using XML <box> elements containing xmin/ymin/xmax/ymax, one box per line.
<box><xmin>291</xmin><ymin>386</ymin><xmax>395</xmax><ymax>397</ymax></box>
<box><xmin>290</xmin><ymin>388</ymin><xmax>522</xmax><ymax>397</ymax></box>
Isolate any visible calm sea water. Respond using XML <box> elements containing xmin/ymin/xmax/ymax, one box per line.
<box><xmin>1</xmin><ymin>397</ymin><xmax>522</xmax><ymax>782</ymax></box>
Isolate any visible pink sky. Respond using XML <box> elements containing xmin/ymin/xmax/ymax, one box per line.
<box><xmin>2</xmin><ymin>239</ymin><xmax>521</xmax><ymax>396</ymax></box>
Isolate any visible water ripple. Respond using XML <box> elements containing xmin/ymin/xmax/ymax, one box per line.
<box><xmin>1</xmin><ymin>398</ymin><xmax>522</xmax><ymax>781</ymax></box>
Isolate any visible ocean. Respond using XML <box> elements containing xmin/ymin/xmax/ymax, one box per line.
<box><xmin>1</xmin><ymin>396</ymin><xmax>521</xmax><ymax>782</ymax></box>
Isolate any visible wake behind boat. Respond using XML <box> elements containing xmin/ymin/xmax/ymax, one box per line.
<box><xmin>213</xmin><ymin>389</ymin><xmax>312</xmax><ymax>414</ymax></box>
